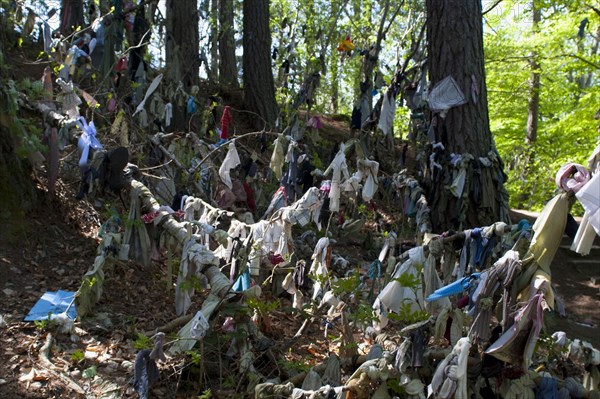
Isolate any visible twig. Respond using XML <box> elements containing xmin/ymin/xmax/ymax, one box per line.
<box><xmin>38</xmin><ymin>333</ymin><xmax>86</xmax><ymax>396</ymax></box>
<box><xmin>148</xmin><ymin>314</ymin><xmax>194</xmax><ymax>335</ymax></box>
<box><xmin>189</xmin><ymin>130</ymin><xmax>279</xmax><ymax>173</ymax></box>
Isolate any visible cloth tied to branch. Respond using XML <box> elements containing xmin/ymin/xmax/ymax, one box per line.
<box><xmin>76</xmin><ymin>116</ymin><xmax>102</xmax><ymax>169</ymax></box>
<box><xmin>220</xmin><ymin>106</ymin><xmax>232</xmax><ymax>140</ymax></box>
<box><xmin>555</xmin><ymin>163</ymin><xmax>590</xmax><ymax>193</ymax></box>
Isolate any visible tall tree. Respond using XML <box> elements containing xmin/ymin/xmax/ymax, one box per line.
<box><xmin>209</xmin><ymin>0</ymin><xmax>219</xmax><ymax>83</ymax></box>
<box><xmin>243</xmin><ymin>0</ymin><xmax>278</xmax><ymax>128</ymax></box>
<box><xmin>526</xmin><ymin>0</ymin><xmax>541</xmax><ymax>144</ymax></box>
<box><xmin>60</xmin><ymin>0</ymin><xmax>84</xmax><ymax>36</ymax></box>
<box><xmin>166</xmin><ymin>0</ymin><xmax>200</xmax><ymax>129</ymax></box>
<box><xmin>219</xmin><ymin>0</ymin><xmax>238</xmax><ymax>88</ymax></box>
<box><xmin>426</xmin><ymin>0</ymin><xmax>509</xmax><ymax>231</ymax></box>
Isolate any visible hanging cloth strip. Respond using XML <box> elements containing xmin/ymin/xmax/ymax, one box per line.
<box><xmin>428</xmin><ymin>337</ymin><xmax>472</xmax><ymax>399</ymax></box>
<box><xmin>309</xmin><ymin>237</ymin><xmax>330</xmax><ymax>300</ymax></box>
<box><xmin>270</xmin><ymin>134</ymin><xmax>286</xmax><ymax>180</ymax></box>
<box><xmin>485</xmin><ymin>293</ymin><xmax>546</xmax><ymax>369</ymax></box>
<box><xmin>218</xmin><ymin>141</ymin><xmax>241</xmax><ymax>189</ymax></box>
<box><xmin>220</xmin><ymin>106</ymin><xmax>232</xmax><ymax>141</ymax></box>
<box><xmin>132</xmin><ymin>73</ymin><xmax>163</xmax><ymax>117</ymax></box>
<box><xmin>423</xmin><ymin>251</ymin><xmax>451</xmax><ymax>315</ymax></box>
<box><xmin>469</xmin><ymin>249</ymin><xmax>522</xmax><ymax>343</ymax></box>
<box><xmin>323</xmin><ymin>143</ymin><xmax>350</xmax><ymax>212</ymax></box>
<box><xmin>377</xmin><ymin>87</ymin><xmax>396</xmax><ymax>136</ymax></box>
<box><xmin>56</xmin><ymin>78</ymin><xmax>82</xmax><ymax>118</ymax></box>
<box><xmin>76</xmin><ymin>116</ymin><xmax>102</xmax><ymax>169</ymax></box>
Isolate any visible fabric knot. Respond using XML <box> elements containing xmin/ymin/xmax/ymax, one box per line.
<box><xmin>479</xmin><ymin>297</ymin><xmax>494</xmax><ymax>310</ymax></box>
<box><xmin>76</xmin><ymin>116</ymin><xmax>102</xmax><ymax>169</ymax></box>
<box><xmin>555</xmin><ymin>163</ymin><xmax>590</xmax><ymax>193</ymax></box>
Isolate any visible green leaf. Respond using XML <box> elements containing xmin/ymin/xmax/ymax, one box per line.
<box><xmin>83</xmin><ymin>366</ymin><xmax>97</xmax><ymax>379</ymax></box>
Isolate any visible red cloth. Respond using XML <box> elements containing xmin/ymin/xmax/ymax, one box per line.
<box><xmin>116</xmin><ymin>55</ymin><xmax>128</xmax><ymax>72</ymax></box>
<box><xmin>243</xmin><ymin>182</ymin><xmax>257</xmax><ymax>212</ymax></box>
<box><xmin>268</xmin><ymin>253</ymin><xmax>285</xmax><ymax>265</ymax></box>
<box><xmin>220</xmin><ymin>106</ymin><xmax>232</xmax><ymax>140</ymax></box>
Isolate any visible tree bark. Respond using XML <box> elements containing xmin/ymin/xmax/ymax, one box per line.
<box><xmin>166</xmin><ymin>0</ymin><xmax>200</xmax><ymax>130</ymax></box>
<box><xmin>219</xmin><ymin>0</ymin><xmax>238</xmax><ymax>88</ymax></box>
<box><xmin>243</xmin><ymin>0</ymin><xmax>278</xmax><ymax>129</ymax></box>
<box><xmin>526</xmin><ymin>1</ymin><xmax>541</xmax><ymax>144</ymax></box>
<box><xmin>210</xmin><ymin>0</ymin><xmax>219</xmax><ymax>83</ymax></box>
<box><xmin>60</xmin><ymin>0</ymin><xmax>84</xmax><ymax>36</ymax></box>
<box><xmin>426</xmin><ymin>0</ymin><xmax>509</xmax><ymax>231</ymax></box>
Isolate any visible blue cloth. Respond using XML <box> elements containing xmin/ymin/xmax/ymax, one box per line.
<box><xmin>24</xmin><ymin>290</ymin><xmax>77</xmax><ymax>321</ymax></box>
<box><xmin>187</xmin><ymin>96</ymin><xmax>197</xmax><ymax>114</ymax></box>
<box><xmin>233</xmin><ymin>270</ymin><xmax>251</xmax><ymax>292</ymax></box>
<box><xmin>368</xmin><ymin>260</ymin><xmax>382</xmax><ymax>303</ymax></box>
<box><xmin>535</xmin><ymin>377</ymin><xmax>557</xmax><ymax>399</ymax></box>
<box><xmin>426</xmin><ymin>273</ymin><xmax>481</xmax><ymax>302</ymax></box>
<box><xmin>76</xmin><ymin>117</ymin><xmax>102</xmax><ymax>169</ymax></box>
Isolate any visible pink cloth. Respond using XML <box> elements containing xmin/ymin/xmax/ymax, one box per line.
<box><xmin>555</xmin><ymin>163</ymin><xmax>590</xmax><ymax>193</ymax></box>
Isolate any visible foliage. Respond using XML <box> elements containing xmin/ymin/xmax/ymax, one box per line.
<box><xmin>34</xmin><ymin>316</ymin><xmax>55</xmax><ymax>331</ymax></box>
<box><xmin>70</xmin><ymin>349</ymin><xmax>85</xmax><ymax>363</ymax></box>
<box><xmin>331</xmin><ymin>268</ymin><xmax>361</xmax><ymax>296</ymax></box>
<box><xmin>133</xmin><ymin>332</ymin><xmax>153</xmax><ymax>350</ymax></box>
<box><xmin>82</xmin><ymin>365</ymin><xmax>97</xmax><ymax>379</ymax></box>
<box><xmin>246</xmin><ymin>297</ymin><xmax>280</xmax><ymax>315</ymax></box>
<box><xmin>485</xmin><ymin>1</ymin><xmax>600</xmax><ymax>211</ymax></box>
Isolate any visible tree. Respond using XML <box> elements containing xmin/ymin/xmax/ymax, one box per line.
<box><xmin>243</xmin><ymin>0</ymin><xmax>278</xmax><ymax>128</ymax></box>
<box><xmin>526</xmin><ymin>0</ymin><xmax>541</xmax><ymax>144</ymax></box>
<box><xmin>166</xmin><ymin>0</ymin><xmax>200</xmax><ymax>129</ymax></box>
<box><xmin>485</xmin><ymin>2</ymin><xmax>599</xmax><ymax>211</ymax></box>
<box><xmin>60</xmin><ymin>0</ymin><xmax>84</xmax><ymax>36</ymax></box>
<box><xmin>425</xmin><ymin>0</ymin><xmax>509</xmax><ymax>231</ymax></box>
<box><xmin>219</xmin><ymin>0</ymin><xmax>238</xmax><ymax>88</ymax></box>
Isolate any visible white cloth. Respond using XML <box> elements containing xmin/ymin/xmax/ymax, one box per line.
<box><xmin>576</xmin><ymin>172</ymin><xmax>600</xmax><ymax>236</ymax></box>
<box><xmin>428</xmin><ymin>337</ymin><xmax>471</xmax><ymax>399</ymax></box>
<box><xmin>132</xmin><ymin>73</ymin><xmax>164</xmax><ymax>117</ymax></box>
<box><xmin>175</xmin><ymin>240</ymin><xmax>219</xmax><ymax>316</ymax></box>
<box><xmin>359</xmin><ymin>159</ymin><xmax>379</xmax><ymax>201</ymax></box>
<box><xmin>310</xmin><ymin>237</ymin><xmax>330</xmax><ymax>300</ymax></box>
<box><xmin>219</xmin><ymin>141</ymin><xmax>241</xmax><ymax>189</ymax></box>
<box><xmin>324</xmin><ymin>144</ymin><xmax>350</xmax><ymax>212</ymax></box>
<box><xmin>163</xmin><ymin>102</ymin><xmax>173</xmax><ymax>127</ymax></box>
<box><xmin>377</xmin><ymin>246</ymin><xmax>425</xmax><ymax>315</ymax></box>
<box><xmin>277</xmin><ymin>187</ymin><xmax>323</xmax><ymax>229</ymax></box>
<box><xmin>270</xmin><ymin>134</ymin><xmax>285</xmax><ymax>180</ymax></box>
<box><xmin>378</xmin><ymin>88</ymin><xmax>396</xmax><ymax>136</ymax></box>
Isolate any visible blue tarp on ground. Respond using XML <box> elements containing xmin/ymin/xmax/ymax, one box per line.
<box><xmin>24</xmin><ymin>290</ymin><xmax>77</xmax><ymax>321</ymax></box>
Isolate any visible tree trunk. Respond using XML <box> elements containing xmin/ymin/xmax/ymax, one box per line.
<box><xmin>526</xmin><ymin>1</ymin><xmax>541</xmax><ymax>144</ymax></box>
<box><xmin>243</xmin><ymin>0</ymin><xmax>278</xmax><ymax>129</ymax></box>
<box><xmin>426</xmin><ymin>0</ymin><xmax>509</xmax><ymax>231</ymax></box>
<box><xmin>219</xmin><ymin>0</ymin><xmax>238</xmax><ymax>88</ymax></box>
<box><xmin>209</xmin><ymin>0</ymin><xmax>219</xmax><ymax>83</ymax></box>
<box><xmin>166</xmin><ymin>0</ymin><xmax>200</xmax><ymax>130</ymax></box>
<box><xmin>60</xmin><ymin>0</ymin><xmax>84</xmax><ymax>36</ymax></box>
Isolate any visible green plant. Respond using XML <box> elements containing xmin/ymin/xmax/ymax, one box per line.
<box><xmin>71</xmin><ymin>349</ymin><xmax>85</xmax><ymax>363</ymax></box>
<box><xmin>386</xmin><ymin>378</ymin><xmax>406</xmax><ymax>395</ymax></box>
<box><xmin>34</xmin><ymin>314</ymin><xmax>55</xmax><ymax>331</ymax></box>
<box><xmin>187</xmin><ymin>349</ymin><xmax>202</xmax><ymax>366</ymax></box>
<box><xmin>197</xmin><ymin>389</ymin><xmax>213</xmax><ymax>399</ymax></box>
<box><xmin>82</xmin><ymin>365</ymin><xmax>97</xmax><ymax>379</ymax></box>
<box><xmin>348</xmin><ymin>302</ymin><xmax>378</xmax><ymax>325</ymax></box>
<box><xmin>133</xmin><ymin>332</ymin><xmax>153</xmax><ymax>350</ymax></box>
<box><xmin>246</xmin><ymin>297</ymin><xmax>280</xmax><ymax>316</ymax></box>
<box><xmin>278</xmin><ymin>356</ymin><xmax>311</xmax><ymax>373</ymax></box>
<box><xmin>331</xmin><ymin>269</ymin><xmax>361</xmax><ymax>296</ymax></box>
